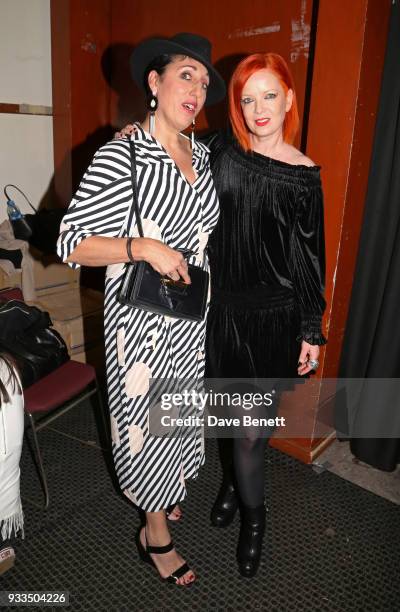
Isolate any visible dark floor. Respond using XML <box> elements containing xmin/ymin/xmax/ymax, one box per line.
<box><xmin>1</xmin><ymin>397</ymin><xmax>400</xmax><ymax>612</ymax></box>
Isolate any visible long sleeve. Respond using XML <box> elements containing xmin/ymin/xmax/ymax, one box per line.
<box><xmin>57</xmin><ymin>140</ymin><xmax>132</xmax><ymax>268</ymax></box>
<box><xmin>292</xmin><ymin>176</ymin><xmax>327</xmax><ymax>345</ymax></box>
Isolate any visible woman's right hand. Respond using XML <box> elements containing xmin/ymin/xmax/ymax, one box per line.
<box><xmin>137</xmin><ymin>238</ymin><xmax>191</xmax><ymax>284</ymax></box>
<box><xmin>114</xmin><ymin>123</ymin><xmax>135</xmax><ymax>139</ymax></box>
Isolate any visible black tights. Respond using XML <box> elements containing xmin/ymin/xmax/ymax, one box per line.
<box><xmin>213</xmin><ymin>382</ymin><xmax>279</xmax><ymax>508</ymax></box>
<box><xmin>217</xmin><ymin>435</ymin><xmax>269</xmax><ymax>508</ymax></box>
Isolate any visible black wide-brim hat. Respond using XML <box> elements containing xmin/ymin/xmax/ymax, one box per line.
<box><xmin>130</xmin><ymin>32</ymin><xmax>226</xmax><ymax>106</ymax></box>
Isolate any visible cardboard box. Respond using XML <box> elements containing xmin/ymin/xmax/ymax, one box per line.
<box><xmin>32</xmin><ymin>253</ymin><xmax>79</xmax><ymax>296</ymax></box>
<box><xmin>0</xmin><ymin>268</ymin><xmax>22</xmax><ymax>290</ymax></box>
<box><xmin>31</xmin><ymin>286</ymin><xmax>105</xmax><ymax>369</ymax></box>
<box><xmin>0</xmin><ymin>251</ymin><xmax>79</xmax><ymax>298</ymax></box>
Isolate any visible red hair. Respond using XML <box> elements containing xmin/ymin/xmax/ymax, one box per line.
<box><xmin>229</xmin><ymin>53</ymin><xmax>299</xmax><ymax>151</ymax></box>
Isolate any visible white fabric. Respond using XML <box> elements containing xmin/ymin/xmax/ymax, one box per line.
<box><xmin>0</xmin><ymin>359</ymin><xmax>24</xmax><ymax>540</ymax></box>
<box><xmin>0</xmin><ymin>219</ymin><xmax>36</xmax><ymax>301</ymax></box>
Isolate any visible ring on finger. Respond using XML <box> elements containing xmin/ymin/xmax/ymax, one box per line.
<box><xmin>307</xmin><ymin>359</ymin><xmax>319</xmax><ymax>369</ymax></box>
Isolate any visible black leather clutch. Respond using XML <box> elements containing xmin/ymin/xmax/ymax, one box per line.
<box><xmin>118</xmin><ymin>137</ymin><xmax>209</xmax><ymax>322</ymax></box>
<box><xmin>119</xmin><ymin>260</ymin><xmax>209</xmax><ymax>322</ymax></box>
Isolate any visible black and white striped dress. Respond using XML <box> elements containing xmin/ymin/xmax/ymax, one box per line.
<box><xmin>57</xmin><ymin>125</ymin><xmax>220</xmax><ymax>511</ymax></box>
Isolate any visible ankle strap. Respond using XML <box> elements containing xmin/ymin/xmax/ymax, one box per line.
<box><xmin>146</xmin><ymin>541</ymin><xmax>174</xmax><ymax>554</ymax></box>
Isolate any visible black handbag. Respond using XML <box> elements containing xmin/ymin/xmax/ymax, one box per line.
<box><xmin>0</xmin><ymin>299</ymin><xmax>69</xmax><ymax>388</ymax></box>
<box><xmin>118</xmin><ymin>138</ymin><xmax>209</xmax><ymax>322</ymax></box>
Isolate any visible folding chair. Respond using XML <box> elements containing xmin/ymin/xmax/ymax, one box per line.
<box><xmin>24</xmin><ymin>360</ymin><xmax>108</xmax><ymax>508</ymax></box>
<box><xmin>0</xmin><ymin>287</ymin><xmax>109</xmax><ymax>508</ymax></box>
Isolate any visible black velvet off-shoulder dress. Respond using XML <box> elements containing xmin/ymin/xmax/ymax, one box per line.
<box><xmin>205</xmin><ymin>132</ymin><xmax>327</xmax><ymax>381</ymax></box>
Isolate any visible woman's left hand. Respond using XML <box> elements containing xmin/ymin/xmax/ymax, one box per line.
<box><xmin>297</xmin><ymin>341</ymin><xmax>320</xmax><ymax>375</ymax></box>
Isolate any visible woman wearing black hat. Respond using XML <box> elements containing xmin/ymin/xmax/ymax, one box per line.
<box><xmin>58</xmin><ymin>33</ymin><xmax>225</xmax><ymax>586</ymax></box>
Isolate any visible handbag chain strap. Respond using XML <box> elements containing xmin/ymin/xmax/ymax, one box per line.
<box><xmin>129</xmin><ymin>137</ymin><xmax>144</xmax><ymax>238</ymax></box>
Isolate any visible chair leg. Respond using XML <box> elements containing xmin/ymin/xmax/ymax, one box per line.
<box><xmin>95</xmin><ymin>380</ymin><xmax>109</xmax><ymax>449</ymax></box>
<box><xmin>27</xmin><ymin>413</ymin><xmax>50</xmax><ymax>509</ymax></box>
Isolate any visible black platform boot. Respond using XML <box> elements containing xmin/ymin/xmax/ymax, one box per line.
<box><xmin>237</xmin><ymin>502</ymin><xmax>266</xmax><ymax>577</ymax></box>
<box><xmin>210</xmin><ymin>479</ymin><xmax>239</xmax><ymax>528</ymax></box>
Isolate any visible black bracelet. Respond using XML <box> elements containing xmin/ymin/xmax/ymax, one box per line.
<box><xmin>126</xmin><ymin>237</ymin><xmax>135</xmax><ymax>263</ymax></box>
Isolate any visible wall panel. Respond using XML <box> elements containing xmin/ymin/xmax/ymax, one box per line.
<box><xmin>109</xmin><ymin>0</ymin><xmax>313</xmax><ymax>135</ymax></box>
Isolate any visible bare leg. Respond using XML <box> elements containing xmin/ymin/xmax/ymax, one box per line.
<box><xmin>140</xmin><ymin>510</ymin><xmax>195</xmax><ymax>585</ymax></box>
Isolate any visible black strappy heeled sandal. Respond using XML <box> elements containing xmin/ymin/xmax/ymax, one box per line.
<box><xmin>135</xmin><ymin>527</ymin><xmax>195</xmax><ymax>586</ymax></box>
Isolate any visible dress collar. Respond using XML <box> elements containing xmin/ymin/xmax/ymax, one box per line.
<box><xmin>131</xmin><ymin>122</ymin><xmax>209</xmax><ymax>173</ymax></box>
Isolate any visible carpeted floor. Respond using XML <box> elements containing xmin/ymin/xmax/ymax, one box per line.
<box><xmin>1</xmin><ymin>396</ymin><xmax>399</xmax><ymax>611</ymax></box>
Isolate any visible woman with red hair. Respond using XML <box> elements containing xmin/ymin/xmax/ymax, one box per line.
<box><xmin>205</xmin><ymin>52</ymin><xmax>326</xmax><ymax>577</ymax></box>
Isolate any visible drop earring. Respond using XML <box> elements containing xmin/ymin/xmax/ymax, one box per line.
<box><xmin>191</xmin><ymin>118</ymin><xmax>195</xmax><ymax>149</ymax></box>
<box><xmin>148</xmin><ymin>92</ymin><xmax>158</xmax><ymax>136</ymax></box>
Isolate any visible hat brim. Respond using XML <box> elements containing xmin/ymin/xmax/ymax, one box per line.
<box><xmin>130</xmin><ymin>38</ymin><xmax>226</xmax><ymax>106</ymax></box>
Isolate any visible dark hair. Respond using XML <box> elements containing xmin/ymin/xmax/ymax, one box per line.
<box><xmin>0</xmin><ymin>353</ymin><xmax>20</xmax><ymax>408</ymax></box>
<box><xmin>143</xmin><ymin>53</ymin><xmax>186</xmax><ymax>101</ymax></box>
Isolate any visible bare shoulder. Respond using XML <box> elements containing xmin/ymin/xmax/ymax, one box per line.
<box><xmin>295</xmin><ymin>153</ymin><xmax>316</xmax><ymax>167</ymax></box>
<box><xmin>282</xmin><ymin>144</ymin><xmax>317</xmax><ymax>167</ymax></box>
